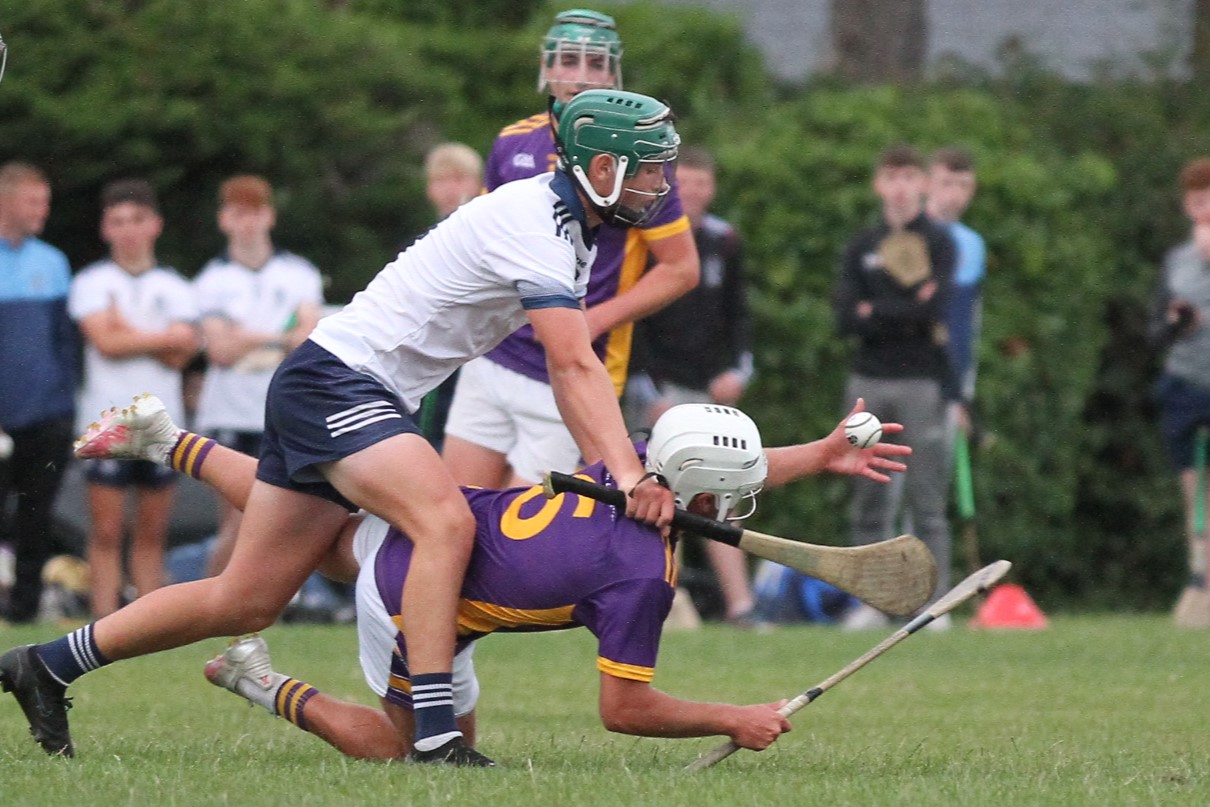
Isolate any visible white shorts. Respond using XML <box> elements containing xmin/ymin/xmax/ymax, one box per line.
<box><xmin>443</xmin><ymin>356</ymin><xmax>582</xmax><ymax>483</ymax></box>
<box><xmin>653</xmin><ymin>381</ymin><xmax>712</xmax><ymax>408</ymax></box>
<box><xmin>352</xmin><ymin>515</ymin><xmax>479</xmax><ymax>717</ymax></box>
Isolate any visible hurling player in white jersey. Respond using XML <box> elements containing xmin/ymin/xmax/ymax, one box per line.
<box><xmin>9</xmin><ymin>90</ymin><xmax>678</xmax><ymax>766</ymax></box>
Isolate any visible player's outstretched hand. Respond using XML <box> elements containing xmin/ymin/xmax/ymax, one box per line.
<box><xmin>825</xmin><ymin>398</ymin><xmax>911</xmax><ymax>483</ymax></box>
<box><xmin>621</xmin><ymin>472</ymin><xmax>675</xmax><ymax>528</ymax></box>
<box><xmin>728</xmin><ymin>701</ymin><xmax>792</xmax><ymax>751</ymax></box>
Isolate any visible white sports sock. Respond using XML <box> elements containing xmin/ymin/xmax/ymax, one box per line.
<box><xmin>235</xmin><ymin>672</ymin><xmax>288</xmax><ymax>714</ymax></box>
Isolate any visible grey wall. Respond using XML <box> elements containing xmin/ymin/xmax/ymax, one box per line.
<box><xmin>648</xmin><ymin>0</ymin><xmax>1193</xmax><ymax>81</ymax></box>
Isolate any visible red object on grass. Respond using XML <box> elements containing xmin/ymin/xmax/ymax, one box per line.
<box><xmin>969</xmin><ymin>583</ymin><xmax>1048</xmax><ymax>630</ymax></box>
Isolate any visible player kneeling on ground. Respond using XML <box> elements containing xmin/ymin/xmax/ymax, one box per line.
<box><xmin>74</xmin><ymin>395</ymin><xmax>910</xmax><ymax>762</ymax></box>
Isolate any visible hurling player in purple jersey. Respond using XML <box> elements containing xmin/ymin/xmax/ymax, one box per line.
<box><xmin>442</xmin><ymin>9</ymin><xmax>700</xmax><ymax>490</ymax></box>
<box><xmin>170</xmin><ymin>400</ymin><xmax>909</xmax><ymax>762</ymax></box>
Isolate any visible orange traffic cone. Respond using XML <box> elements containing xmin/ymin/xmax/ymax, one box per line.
<box><xmin>969</xmin><ymin>583</ymin><xmax>1048</xmax><ymax>630</ymax></box>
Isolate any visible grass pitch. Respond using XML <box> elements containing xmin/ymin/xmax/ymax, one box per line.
<box><xmin>1</xmin><ymin>614</ymin><xmax>1208</xmax><ymax>806</ymax></box>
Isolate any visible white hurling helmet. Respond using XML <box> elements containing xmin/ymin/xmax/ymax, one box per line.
<box><xmin>645</xmin><ymin>404</ymin><xmax>768</xmax><ymax>521</ymax></box>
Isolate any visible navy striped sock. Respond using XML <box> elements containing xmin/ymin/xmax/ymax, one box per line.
<box><xmin>411</xmin><ymin>672</ymin><xmax>459</xmax><ymax>748</ymax></box>
<box><xmin>36</xmin><ymin>624</ymin><xmax>111</xmax><ymax>686</ymax></box>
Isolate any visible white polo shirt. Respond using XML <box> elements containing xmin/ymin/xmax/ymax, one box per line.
<box><xmin>68</xmin><ymin>260</ymin><xmax>198</xmax><ymax>431</ymax></box>
<box><xmin>310</xmin><ymin>171</ymin><xmax>593</xmax><ymax>413</ymax></box>
<box><xmin>194</xmin><ymin>250</ymin><xmax>324</xmax><ymax>432</ymax></box>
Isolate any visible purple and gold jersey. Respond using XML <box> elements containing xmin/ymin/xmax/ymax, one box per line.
<box><xmin>373</xmin><ymin>449</ymin><xmax>675</xmax><ymax>683</ymax></box>
<box><xmin>482</xmin><ymin>113</ymin><xmax>690</xmax><ymax>395</ymax></box>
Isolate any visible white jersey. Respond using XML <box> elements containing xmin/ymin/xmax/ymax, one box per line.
<box><xmin>310</xmin><ymin>172</ymin><xmax>594</xmax><ymax>412</ymax></box>
<box><xmin>68</xmin><ymin>260</ymin><xmax>198</xmax><ymax>431</ymax></box>
<box><xmin>194</xmin><ymin>250</ymin><xmax>324</xmax><ymax>432</ymax></box>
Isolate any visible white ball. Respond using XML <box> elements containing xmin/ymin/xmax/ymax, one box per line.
<box><xmin>0</xmin><ymin>431</ymin><xmax>12</xmax><ymax>461</ymax></box>
<box><xmin>844</xmin><ymin>412</ymin><xmax>882</xmax><ymax>449</ymax></box>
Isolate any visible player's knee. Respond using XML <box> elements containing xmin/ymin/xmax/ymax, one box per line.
<box><xmin>413</xmin><ymin>502</ymin><xmax>476</xmax><ymax>553</ymax></box>
<box><xmin>204</xmin><ymin>581</ymin><xmax>290</xmax><ymax>632</ymax></box>
<box><xmin>229</xmin><ymin>602</ymin><xmax>280</xmax><ymax>633</ymax></box>
<box><xmin>88</xmin><ymin>521</ymin><xmax>124</xmax><ymax>549</ymax></box>
<box><xmin>449</xmin><ymin>506</ymin><xmax>476</xmax><ymax>543</ymax></box>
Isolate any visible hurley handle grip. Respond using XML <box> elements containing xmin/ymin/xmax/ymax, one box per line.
<box><xmin>542</xmin><ymin>471</ymin><xmax>743</xmax><ymax>548</ymax></box>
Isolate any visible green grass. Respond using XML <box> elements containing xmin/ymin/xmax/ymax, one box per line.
<box><xmin>2</xmin><ymin>614</ymin><xmax>1209</xmax><ymax>806</ymax></box>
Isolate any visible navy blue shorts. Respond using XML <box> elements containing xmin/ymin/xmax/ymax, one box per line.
<box><xmin>1156</xmin><ymin>373</ymin><xmax>1210</xmax><ymax>469</ymax></box>
<box><xmin>255</xmin><ymin>340</ymin><xmax>422</xmax><ymax>511</ymax></box>
<box><xmin>85</xmin><ymin>458</ymin><xmax>176</xmax><ymax>489</ymax></box>
<box><xmin>205</xmin><ymin>428</ymin><xmax>263</xmax><ymax>458</ymax></box>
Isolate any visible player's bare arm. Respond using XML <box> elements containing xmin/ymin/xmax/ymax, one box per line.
<box><xmin>598</xmin><ymin>674</ymin><xmax>790</xmax><ymax>750</ymax></box>
<box><xmin>528</xmin><ymin>305</ymin><xmax>673</xmax><ymax>526</ymax></box>
<box><xmin>582</xmin><ymin>228</ymin><xmax>700</xmax><ymax>340</ymax></box>
<box><xmin>763</xmin><ymin>399</ymin><xmax>911</xmax><ymax>489</ymax></box>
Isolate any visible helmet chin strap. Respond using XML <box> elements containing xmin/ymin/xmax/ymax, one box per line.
<box><xmin>571</xmin><ymin>155</ymin><xmax>629</xmax><ymax>209</ymax></box>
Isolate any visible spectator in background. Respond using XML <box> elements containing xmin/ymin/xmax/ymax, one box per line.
<box><xmin>193</xmin><ymin>175</ymin><xmax>324</xmax><ymax>575</ymax></box>
<box><xmin>926</xmin><ymin>147</ymin><xmax>985</xmax><ymax>436</ymax></box>
<box><xmin>0</xmin><ymin>162</ymin><xmax>77</xmax><ymax>624</ymax></box>
<box><xmin>832</xmin><ymin>144</ymin><xmax>956</xmax><ymax>631</ymax></box>
<box><xmin>1150</xmin><ymin>156</ymin><xmax>1210</xmax><ymax>628</ymax></box>
<box><xmin>414</xmin><ymin>143</ymin><xmax>484</xmax><ymax>454</ymax></box>
<box><xmin>441</xmin><ymin>8</ymin><xmax>699</xmax><ymax>489</ymax></box>
<box><xmin>68</xmin><ymin>179</ymin><xmax>199</xmax><ymax>617</ymax></box>
<box><xmin>628</xmin><ymin>145</ymin><xmax>761</xmax><ymax>629</ymax></box>
<box><xmin>423</xmin><ymin>143</ymin><xmax>483</xmax><ymax>222</ymax></box>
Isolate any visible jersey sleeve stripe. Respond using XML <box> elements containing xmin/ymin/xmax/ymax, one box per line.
<box><xmin>520</xmin><ymin>292</ymin><xmax>581</xmax><ymax>311</ymax></box>
<box><xmin>498</xmin><ymin>113</ymin><xmax>552</xmax><ymax>136</ymax></box>
<box><xmin>639</xmin><ymin>214</ymin><xmax>691</xmax><ymax>243</ymax></box>
<box><xmin>597</xmin><ymin>658</ymin><xmax>655</xmax><ymax>682</ymax></box>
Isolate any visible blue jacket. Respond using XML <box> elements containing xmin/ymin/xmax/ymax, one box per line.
<box><xmin>0</xmin><ymin>236</ymin><xmax>77</xmax><ymax>430</ymax></box>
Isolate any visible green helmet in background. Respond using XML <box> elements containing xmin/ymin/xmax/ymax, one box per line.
<box><xmin>539</xmin><ymin>9</ymin><xmax>623</xmax><ymax>96</ymax></box>
<box><xmin>553</xmin><ymin>89</ymin><xmax>680</xmax><ymax>226</ymax></box>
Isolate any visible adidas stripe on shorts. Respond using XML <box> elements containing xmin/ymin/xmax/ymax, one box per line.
<box><xmin>255</xmin><ymin>339</ymin><xmax>422</xmax><ymax>511</ymax></box>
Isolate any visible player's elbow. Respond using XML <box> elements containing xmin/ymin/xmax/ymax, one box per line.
<box><xmin>598</xmin><ymin>691</ymin><xmax>653</xmax><ymax>736</ymax></box>
<box><xmin>600</xmin><ymin>704</ymin><xmax>645</xmax><ymax>736</ymax></box>
<box><xmin>671</xmin><ymin>260</ymin><xmax>700</xmax><ymax>294</ymax></box>
<box><xmin>546</xmin><ymin>349</ymin><xmax>598</xmax><ymax>382</ymax></box>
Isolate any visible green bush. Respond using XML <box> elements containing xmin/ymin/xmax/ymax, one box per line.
<box><xmin>706</xmin><ymin>86</ymin><xmax>1138</xmax><ymax>608</ymax></box>
<box><xmin>0</xmin><ymin>0</ymin><xmax>467</xmax><ymax>298</ymax></box>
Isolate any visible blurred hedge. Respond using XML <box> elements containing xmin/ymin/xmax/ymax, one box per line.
<box><xmin>2</xmin><ymin>1</ymin><xmax>1209</xmax><ymax>609</ymax></box>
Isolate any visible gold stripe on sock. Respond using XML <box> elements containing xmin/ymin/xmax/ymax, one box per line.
<box><xmin>171</xmin><ymin>433</ymin><xmax>198</xmax><ymax>473</ymax></box>
<box><xmin>276</xmin><ymin>679</ymin><xmax>317</xmax><ymax>726</ymax></box>
<box><xmin>181</xmin><ymin>435</ymin><xmax>206</xmax><ymax>477</ymax></box>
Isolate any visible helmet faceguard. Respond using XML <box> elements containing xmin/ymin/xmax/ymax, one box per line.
<box><xmin>539</xmin><ymin>9</ymin><xmax>623</xmax><ymax>98</ymax></box>
<box><xmin>645</xmin><ymin>404</ymin><xmax>768</xmax><ymax>522</ymax></box>
<box><xmin>0</xmin><ymin>33</ymin><xmax>7</xmax><ymax>84</ymax></box>
<box><xmin>552</xmin><ymin>89</ymin><xmax>680</xmax><ymax>227</ymax></box>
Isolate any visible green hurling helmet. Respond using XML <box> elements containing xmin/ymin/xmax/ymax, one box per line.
<box><xmin>539</xmin><ymin>9</ymin><xmax>623</xmax><ymax>94</ymax></box>
<box><xmin>553</xmin><ymin>89</ymin><xmax>680</xmax><ymax>226</ymax></box>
